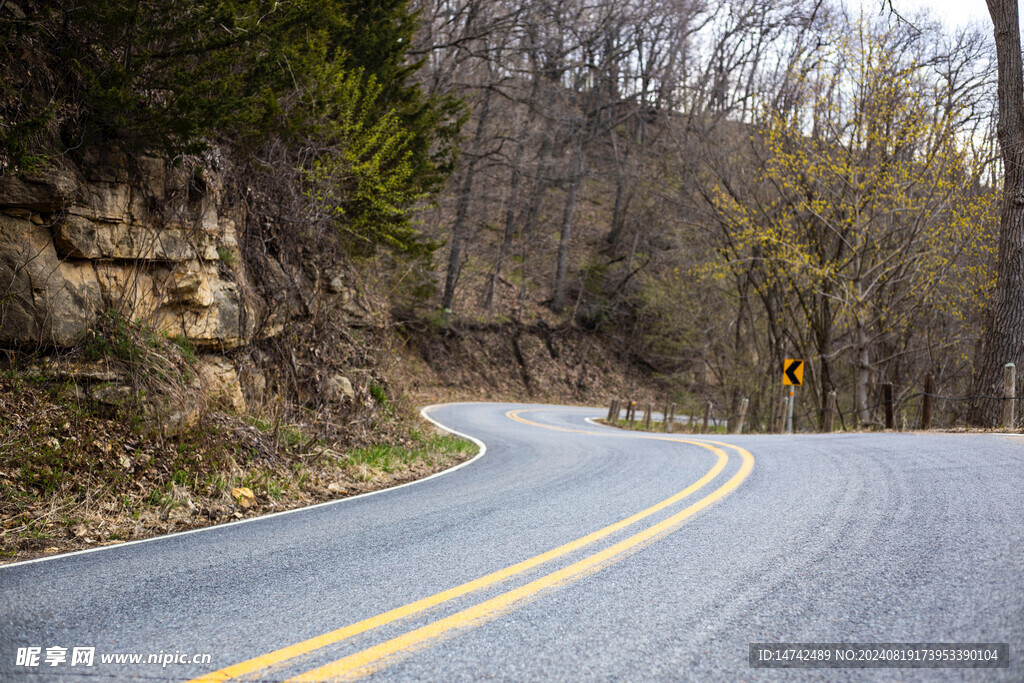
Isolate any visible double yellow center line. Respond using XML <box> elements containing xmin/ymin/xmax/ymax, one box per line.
<box><xmin>188</xmin><ymin>409</ymin><xmax>754</xmax><ymax>682</ymax></box>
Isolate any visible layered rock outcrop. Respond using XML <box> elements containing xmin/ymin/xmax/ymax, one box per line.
<box><xmin>0</xmin><ymin>154</ymin><xmax>254</xmax><ymax>349</ymax></box>
<box><xmin>1</xmin><ymin>153</ymin><xmax>378</xmax><ymax>434</ymax></box>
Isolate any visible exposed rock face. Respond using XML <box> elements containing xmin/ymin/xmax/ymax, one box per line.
<box><xmin>197</xmin><ymin>355</ymin><xmax>246</xmax><ymax>413</ymax></box>
<box><xmin>0</xmin><ymin>152</ymin><xmax>376</xmax><ymax>433</ymax></box>
<box><xmin>0</xmin><ymin>166</ymin><xmax>78</xmax><ymax>212</ymax></box>
<box><xmin>0</xmin><ymin>213</ymin><xmax>104</xmax><ymax>346</ymax></box>
<box><xmin>0</xmin><ymin>157</ymin><xmax>255</xmax><ymax>349</ymax></box>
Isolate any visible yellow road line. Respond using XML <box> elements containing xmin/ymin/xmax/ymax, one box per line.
<box><xmin>187</xmin><ymin>410</ymin><xmax>728</xmax><ymax>683</ymax></box>
<box><xmin>506</xmin><ymin>408</ymin><xmax>595</xmax><ymax>432</ymax></box>
<box><xmin>288</xmin><ymin>439</ymin><xmax>755</xmax><ymax>681</ymax></box>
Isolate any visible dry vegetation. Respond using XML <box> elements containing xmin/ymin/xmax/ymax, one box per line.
<box><xmin>413</xmin><ymin>0</ymin><xmax>1009</xmax><ymax>430</ymax></box>
<box><xmin>0</xmin><ymin>368</ymin><xmax>476</xmax><ymax>564</ymax></box>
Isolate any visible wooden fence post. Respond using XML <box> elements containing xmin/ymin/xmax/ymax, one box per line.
<box><xmin>628</xmin><ymin>401</ymin><xmax>636</xmax><ymax>428</ymax></box>
<box><xmin>644</xmin><ymin>403</ymin><xmax>652</xmax><ymax>430</ymax></box>
<box><xmin>734</xmin><ymin>398</ymin><xmax>749</xmax><ymax>434</ymax></box>
<box><xmin>667</xmin><ymin>403</ymin><xmax>676</xmax><ymax>433</ymax></box>
<box><xmin>1004</xmin><ymin>363</ymin><xmax>1016</xmax><ymax>429</ymax></box>
<box><xmin>701</xmin><ymin>401</ymin><xmax>713</xmax><ymax>434</ymax></box>
<box><xmin>823</xmin><ymin>390</ymin><xmax>836</xmax><ymax>432</ymax></box>
<box><xmin>921</xmin><ymin>375</ymin><xmax>934</xmax><ymax>430</ymax></box>
<box><xmin>607</xmin><ymin>399</ymin><xmax>617</xmax><ymax>422</ymax></box>
<box><xmin>882</xmin><ymin>383</ymin><xmax>894</xmax><ymax>429</ymax></box>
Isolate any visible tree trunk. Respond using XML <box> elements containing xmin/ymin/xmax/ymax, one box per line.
<box><xmin>817</xmin><ymin>298</ymin><xmax>834</xmax><ymax>431</ymax></box>
<box><xmin>969</xmin><ymin>0</ymin><xmax>1024</xmax><ymax>425</ymax></box>
<box><xmin>439</xmin><ymin>169</ymin><xmax>472</xmax><ymax>313</ymax></box>
<box><xmin>551</xmin><ymin>139</ymin><xmax>583</xmax><ymax>313</ymax></box>
<box><xmin>855</xmin><ymin>311</ymin><xmax>871</xmax><ymax>427</ymax></box>
<box><xmin>482</xmin><ymin>139</ymin><xmax>525</xmax><ymax>314</ymax></box>
<box><xmin>606</xmin><ymin>127</ymin><xmax>632</xmax><ymax>247</ymax></box>
<box><xmin>441</xmin><ymin>89</ymin><xmax>492</xmax><ymax>312</ymax></box>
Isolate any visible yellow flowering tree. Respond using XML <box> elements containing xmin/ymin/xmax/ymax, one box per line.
<box><xmin>709</xmin><ymin>13</ymin><xmax>997</xmax><ymax>426</ymax></box>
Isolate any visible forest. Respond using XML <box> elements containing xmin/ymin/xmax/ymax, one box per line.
<box><xmin>1</xmin><ymin>0</ymin><xmax>1020</xmax><ymax>432</ymax></box>
<box><xmin>410</xmin><ymin>0</ymin><xmax>1010</xmax><ymax>430</ymax></box>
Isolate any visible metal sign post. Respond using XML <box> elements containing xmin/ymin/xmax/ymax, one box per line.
<box><xmin>786</xmin><ymin>388</ymin><xmax>795</xmax><ymax>434</ymax></box>
<box><xmin>782</xmin><ymin>359</ymin><xmax>803</xmax><ymax>435</ymax></box>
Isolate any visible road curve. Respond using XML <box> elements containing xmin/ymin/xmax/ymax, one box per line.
<box><xmin>1</xmin><ymin>403</ymin><xmax>1021</xmax><ymax>681</ymax></box>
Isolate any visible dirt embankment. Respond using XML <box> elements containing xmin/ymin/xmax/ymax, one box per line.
<box><xmin>0</xmin><ymin>370</ymin><xmax>477</xmax><ymax>565</ymax></box>
<box><xmin>396</xmin><ymin>319</ymin><xmax>668</xmax><ymax>408</ymax></box>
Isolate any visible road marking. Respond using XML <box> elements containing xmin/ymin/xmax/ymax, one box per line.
<box><xmin>287</xmin><ymin>436</ymin><xmax>755</xmax><ymax>681</ymax></box>
<box><xmin>187</xmin><ymin>408</ymin><xmax>729</xmax><ymax>682</ymax></box>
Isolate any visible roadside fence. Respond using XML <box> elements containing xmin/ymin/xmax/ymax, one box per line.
<box><xmin>606</xmin><ymin>363</ymin><xmax>1020</xmax><ymax>434</ymax></box>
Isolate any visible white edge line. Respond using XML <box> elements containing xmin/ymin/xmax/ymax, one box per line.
<box><xmin>0</xmin><ymin>403</ymin><xmax>489</xmax><ymax>571</ymax></box>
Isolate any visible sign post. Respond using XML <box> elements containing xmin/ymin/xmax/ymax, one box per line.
<box><xmin>785</xmin><ymin>389</ymin><xmax>794</xmax><ymax>434</ymax></box>
<box><xmin>782</xmin><ymin>359</ymin><xmax>804</xmax><ymax>434</ymax></box>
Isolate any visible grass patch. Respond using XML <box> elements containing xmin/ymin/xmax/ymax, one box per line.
<box><xmin>369</xmin><ymin>383</ymin><xmax>388</xmax><ymax>406</ymax></box>
<box><xmin>168</xmin><ymin>334</ymin><xmax>198</xmax><ymax>363</ymax></box>
<box><xmin>216</xmin><ymin>245</ymin><xmax>237</xmax><ymax>268</ymax></box>
<box><xmin>347</xmin><ymin>429</ymin><xmax>475</xmax><ymax>473</ymax></box>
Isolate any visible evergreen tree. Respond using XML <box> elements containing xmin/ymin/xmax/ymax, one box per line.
<box><xmin>0</xmin><ymin>0</ymin><xmax>461</xmax><ymax>253</ymax></box>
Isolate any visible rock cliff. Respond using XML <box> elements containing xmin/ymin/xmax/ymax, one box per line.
<box><xmin>0</xmin><ymin>152</ymin><xmax>377</xmax><ymax>434</ymax></box>
<box><xmin>0</xmin><ymin>153</ymin><xmax>255</xmax><ymax>349</ymax></box>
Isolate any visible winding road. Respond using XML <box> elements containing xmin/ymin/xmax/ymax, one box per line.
<box><xmin>1</xmin><ymin>403</ymin><xmax>1022</xmax><ymax>681</ymax></box>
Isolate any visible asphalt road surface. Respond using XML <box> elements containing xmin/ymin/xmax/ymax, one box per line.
<box><xmin>1</xmin><ymin>403</ymin><xmax>1022</xmax><ymax>681</ymax></box>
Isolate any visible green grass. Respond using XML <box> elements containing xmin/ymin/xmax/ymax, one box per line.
<box><xmin>279</xmin><ymin>426</ymin><xmax>305</xmax><ymax>449</ymax></box>
<box><xmin>168</xmin><ymin>333</ymin><xmax>198</xmax><ymax>363</ymax></box>
<box><xmin>236</xmin><ymin>470</ymin><xmax>290</xmax><ymax>499</ymax></box>
<box><xmin>346</xmin><ymin>431</ymin><xmax>476</xmax><ymax>473</ymax></box>
<box><xmin>205</xmin><ymin>473</ymin><xmax>229</xmax><ymax>496</ymax></box>
<box><xmin>245</xmin><ymin>416</ymin><xmax>274</xmax><ymax>432</ymax></box>
<box><xmin>216</xmin><ymin>246</ymin><xmax>237</xmax><ymax>268</ymax></box>
<box><xmin>145</xmin><ymin>488</ymin><xmax>178</xmax><ymax>508</ymax></box>
<box><xmin>22</xmin><ymin>520</ymin><xmax>53</xmax><ymax>540</ymax></box>
<box><xmin>369</xmin><ymin>383</ymin><xmax>388</xmax><ymax>406</ymax></box>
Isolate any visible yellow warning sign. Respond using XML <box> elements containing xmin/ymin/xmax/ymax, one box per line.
<box><xmin>783</xmin><ymin>359</ymin><xmax>804</xmax><ymax>386</ymax></box>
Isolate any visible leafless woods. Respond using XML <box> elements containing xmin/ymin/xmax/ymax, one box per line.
<box><xmin>410</xmin><ymin>0</ymin><xmax>1007</xmax><ymax>429</ymax></box>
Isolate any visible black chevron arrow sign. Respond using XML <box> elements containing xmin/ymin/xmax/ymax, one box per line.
<box><xmin>783</xmin><ymin>359</ymin><xmax>803</xmax><ymax>386</ymax></box>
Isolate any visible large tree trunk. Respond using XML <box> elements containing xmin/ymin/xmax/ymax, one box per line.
<box><xmin>513</xmin><ymin>159</ymin><xmax>553</xmax><ymax>317</ymax></box>
<box><xmin>855</xmin><ymin>314</ymin><xmax>872</xmax><ymax>427</ymax></box>
<box><xmin>817</xmin><ymin>294</ymin><xmax>834</xmax><ymax>430</ymax></box>
<box><xmin>606</xmin><ymin>127</ymin><xmax>632</xmax><ymax>248</ymax></box>
<box><xmin>969</xmin><ymin>0</ymin><xmax>1024</xmax><ymax>425</ymax></box>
